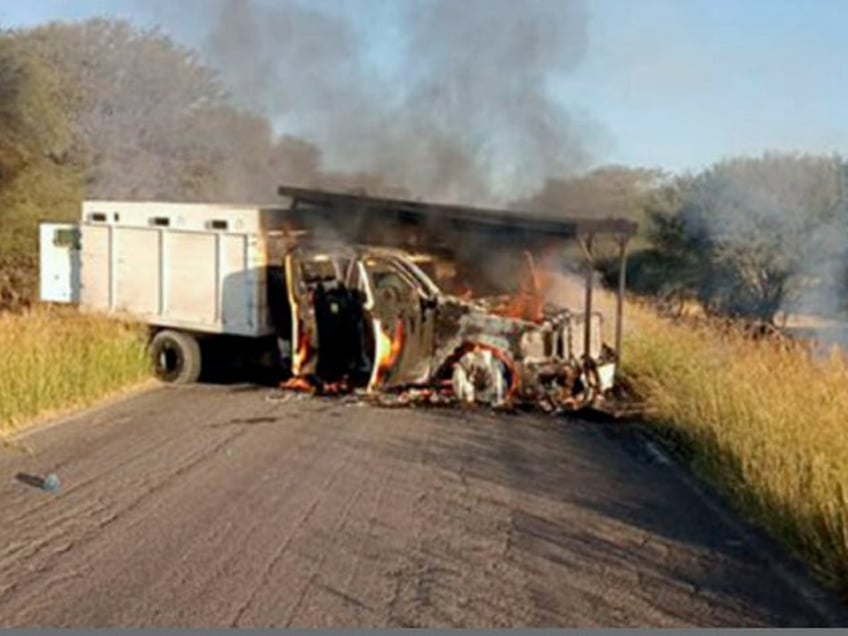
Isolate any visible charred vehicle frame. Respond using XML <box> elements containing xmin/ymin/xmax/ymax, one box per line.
<box><xmin>269</xmin><ymin>186</ymin><xmax>638</xmax><ymax>413</ymax></box>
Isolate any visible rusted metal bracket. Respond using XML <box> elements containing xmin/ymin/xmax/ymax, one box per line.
<box><xmin>615</xmin><ymin>234</ymin><xmax>630</xmax><ymax>364</ymax></box>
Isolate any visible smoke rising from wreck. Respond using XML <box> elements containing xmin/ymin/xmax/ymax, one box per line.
<box><xmin>130</xmin><ymin>0</ymin><xmax>626</xmax><ymax>328</ymax></box>
<box><xmin>127</xmin><ymin>0</ymin><xmax>604</xmax><ymax>304</ymax></box>
<box><xmin>192</xmin><ymin>0</ymin><xmax>596</xmax><ymax>204</ymax></box>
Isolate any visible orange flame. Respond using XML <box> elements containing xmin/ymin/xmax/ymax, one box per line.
<box><xmin>319</xmin><ymin>381</ymin><xmax>349</xmax><ymax>395</ymax></box>
<box><xmin>281</xmin><ymin>376</ymin><xmax>314</xmax><ymax>393</ymax></box>
<box><xmin>493</xmin><ymin>251</ymin><xmax>546</xmax><ymax>323</ymax></box>
<box><xmin>456</xmin><ymin>286</ymin><xmax>474</xmax><ymax>300</ymax></box>
<box><xmin>375</xmin><ymin>318</ymin><xmax>405</xmax><ymax>386</ymax></box>
<box><xmin>293</xmin><ymin>326</ymin><xmax>310</xmax><ymax>374</ymax></box>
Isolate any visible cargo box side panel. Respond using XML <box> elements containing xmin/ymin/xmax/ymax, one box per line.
<box><xmin>80</xmin><ymin>224</ymin><xmax>111</xmax><ymax>311</ymax></box>
<box><xmin>114</xmin><ymin>227</ymin><xmax>159</xmax><ymax>316</ymax></box>
<box><xmin>219</xmin><ymin>235</ymin><xmax>271</xmax><ymax>336</ymax></box>
<box><xmin>220</xmin><ymin>234</ymin><xmax>251</xmax><ymax>332</ymax></box>
<box><xmin>163</xmin><ymin>232</ymin><xmax>217</xmax><ymax>326</ymax></box>
<box><xmin>249</xmin><ymin>236</ymin><xmax>271</xmax><ymax>333</ymax></box>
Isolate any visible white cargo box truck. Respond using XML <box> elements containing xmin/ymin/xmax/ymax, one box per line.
<box><xmin>40</xmin><ymin>200</ymin><xmax>294</xmax><ymax>383</ymax></box>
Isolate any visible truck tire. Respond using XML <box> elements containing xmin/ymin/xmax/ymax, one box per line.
<box><xmin>149</xmin><ymin>330</ymin><xmax>202</xmax><ymax>384</ymax></box>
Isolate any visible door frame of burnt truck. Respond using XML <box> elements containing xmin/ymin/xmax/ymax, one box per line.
<box><xmin>38</xmin><ymin>188</ymin><xmax>636</xmax><ymax>386</ymax></box>
<box><xmin>281</xmin><ymin>244</ymin><xmax>442</xmax><ymax>393</ymax></box>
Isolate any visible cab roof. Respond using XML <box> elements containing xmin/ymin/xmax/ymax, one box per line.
<box><xmin>278</xmin><ymin>184</ymin><xmax>638</xmax><ymax>241</ymax></box>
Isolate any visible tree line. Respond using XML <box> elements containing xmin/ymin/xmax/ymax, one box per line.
<box><xmin>1</xmin><ymin>19</ymin><xmax>846</xmax><ymax>325</ymax></box>
<box><xmin>0</xmin><ymin>19</ymin><xmax>386</xmax><ymax>307</ymax></box>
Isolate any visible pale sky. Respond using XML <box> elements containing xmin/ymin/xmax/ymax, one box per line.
<box><xmin>2</xmin><ymin>0</ymin><xmax>846</xmax><ymax>174</ymax></box>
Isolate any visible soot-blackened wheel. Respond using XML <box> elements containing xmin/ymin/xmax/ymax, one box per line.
<box><xmin>149</xmin><ymin>330</ymin><xmax>202</xmax><ymax>384</ymax></box>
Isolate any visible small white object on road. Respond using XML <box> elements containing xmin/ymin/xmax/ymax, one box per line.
<box><xmin>42</xmin><ymin>473</ymin><xmax>61</xmax><ymax>492</ymax></box>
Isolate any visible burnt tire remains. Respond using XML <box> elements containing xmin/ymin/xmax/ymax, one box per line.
<box><xmin>149</xmin><ymin>330</ymin><xmax>202</xmax><ymax>384</ymax></box>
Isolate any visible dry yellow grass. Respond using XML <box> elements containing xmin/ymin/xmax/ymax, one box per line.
<box><xmin>0</xmin><ymin>305</ymin><xmax>149</xmax><ymax>435</ymax></box>
<box><xmin>621</xmin><ymin>301</ymin><xmax>848</xmax><ymax>593</ymax></box>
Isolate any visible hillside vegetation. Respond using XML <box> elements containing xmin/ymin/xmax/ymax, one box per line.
<box><xmin>0</xmin><ymin>20</ymin><xmax>390</xmax><ymax>309</ymax></box>
<box><xmin>5</xmin><ymin>19</ymin><xmax>846</xmax><ymax>319</ymax></box>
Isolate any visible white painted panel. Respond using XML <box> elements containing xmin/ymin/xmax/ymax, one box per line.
<box><xmin>80</xmin><ymin>225</ymin><xmax>111</xmax><ymax>310</ymax></box>
<box><xmin>39</xmin><ymin>223</ymin><xmax>80</xmax><ymax>304</ymax></box>
<box><xmin>164</xmin><ymin>232</ymin><xmax>217</xmax><ymax>323</ymax></box>
<box><xmin>68</xmin><ymin>202</ymin><xmax>278</xmax><ymax>336</ymax></box>
<box><xmin>80</xmin><ymin>200</ymin><xmax>292</xmax><ymax>233</ymax></box>
<box><xmin>220</xmin><ymin>234</ymin><xmax>249</xmax><ymax>329</ymax></box>
<box><xmin>248</xmin><ymin>235</ymin><xmax>269</xmax><ymax>331</ymax></box>
<box><xmin>113</xmin><ymin>227</ymin><xmax>159</xmax><ymax>315</ymax></box>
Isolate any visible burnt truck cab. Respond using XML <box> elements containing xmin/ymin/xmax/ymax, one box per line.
<box><xmin>278</xmin><ymin>243</ymin><xmax>617</xmax><ymax>412</ymax></box>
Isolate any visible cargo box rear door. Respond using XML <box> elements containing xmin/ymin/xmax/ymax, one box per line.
<box><xmin>39</xmin><ymin>223</ymin><xmax>80</xmax><ymax>304</ymax></box>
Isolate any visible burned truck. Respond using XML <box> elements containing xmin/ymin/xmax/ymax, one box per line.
<box><xmin>275</xmin><ymin>244</ymin><xmax>618</xmax><ymax>411</ymax></box>
<box><xmin>269</xmin><ymin>187</ymin><xmax>637</xmax><ymax>412</ymax></box>
<box><xmin>39</xmin><ymin>184</ymin><xmax>636</xmax><ymax>412</ymax></box>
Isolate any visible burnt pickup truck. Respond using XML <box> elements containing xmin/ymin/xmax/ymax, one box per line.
<box><xmin>275</xmin><ymin>244</ymin><xmax>618</xmax><ymax>412</ymax></box>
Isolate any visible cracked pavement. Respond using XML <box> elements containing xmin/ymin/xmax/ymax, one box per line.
<box><xmin>0</xmin><ymin>384</ymin><xmax>841</xmax><ymax>627</ymax></box>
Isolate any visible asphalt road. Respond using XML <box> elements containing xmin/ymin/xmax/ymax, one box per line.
<box><xmin>0</xmin><ymin>383</ymin><xmax>842</xmax><ymax>627</ymax></box>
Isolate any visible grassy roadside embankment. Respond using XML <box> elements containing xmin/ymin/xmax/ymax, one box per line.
<box><xmin>0</xmin><ymin>305</ymin><xmax>150</xmax><ymax>437</ymax></box>
<box><xmin>621</xmin><ymin>300</ymin><xmax>848</xmax><ymax>594</ymax></box>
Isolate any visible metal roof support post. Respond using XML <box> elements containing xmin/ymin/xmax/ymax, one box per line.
<box><xmin>581</xmin><ymin>233</ymin><xmax>595</xmax><ymax>361</ymax></box>
<box><xmin>615</xmin><ymin>236</ymin><xmax>629</xmax><ymax>364</ymax></box>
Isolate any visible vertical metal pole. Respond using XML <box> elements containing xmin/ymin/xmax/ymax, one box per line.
<box><xmin>583</xmin><ymin>234</ymin><xmax>594</xmax><ymax>361</ymax></box>
<box><xmin>615</xmin><ymin>237</ymin><xmax>628</xmax><ymax>364</ymax></box>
